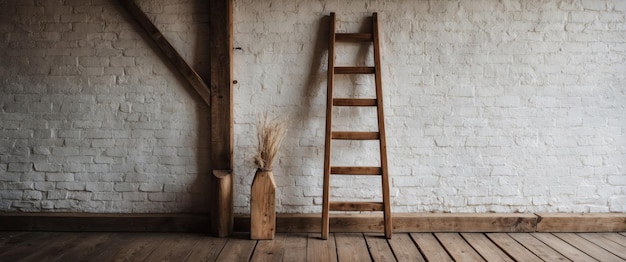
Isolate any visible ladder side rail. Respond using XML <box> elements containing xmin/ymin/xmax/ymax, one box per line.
<box><xmin>372</xmin><ymin>12</ymin><xmax>393</xmax><ymax>239</ymax></box>
<box><xmin>322</xmin><ymin>12</ymin><xmax>337</xmax><ymax>240</ymax></box>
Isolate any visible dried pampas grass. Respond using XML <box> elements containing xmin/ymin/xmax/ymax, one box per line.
<box><xmin>254</xmin><ymin>113</ymin><xmax>288</xmax><ymax>170</ymax></box>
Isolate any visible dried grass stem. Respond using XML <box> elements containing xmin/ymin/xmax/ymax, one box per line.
<box><xmin>254</xmin><ymin>113</ymin><xmax>287</xmax><ymax>170</ymax></box>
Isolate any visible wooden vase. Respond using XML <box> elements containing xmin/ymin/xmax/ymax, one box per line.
<box><xmin>250</xmin><ymin>168</ymin><xmax>276</xmax><ymax>240</ymax></box>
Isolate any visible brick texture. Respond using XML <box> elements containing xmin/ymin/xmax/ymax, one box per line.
<box><xmin>1</xmin><ymin>0</ymin><xmax>625</xmax><ymax>214</ymax></box>
<box><xmin>233</xmin><ymin>0</ymin><xmax>626</xmax><ymax>214</ymax></box>
<box><xmin>0</xmin><ymin>0</ymin><xmax>211</xmax><ymax>213</ymax></box>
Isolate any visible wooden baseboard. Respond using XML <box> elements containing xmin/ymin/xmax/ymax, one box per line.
<box><xmin>235</xmin><ymin>213</ymin><xmax>538</xmax><ymax>233</ymax></box>
<box><xmin>1</xmin><ymin>212</ymin><xmax>624</xmax><ymax>233</ymax></box>
<box><xmin>237</xmin><ymin>213</ymin><xmax>625</xmax><ymax>233</ymax></box>
<box><xmin>0</xmin><ymin>213</ymin><xmax>210</xmax><ymax>233</ymax></box>
<box><xmin>536</xmin><ymin>212</ymin><xmax>626</xmax><ymax>232</ymax></box>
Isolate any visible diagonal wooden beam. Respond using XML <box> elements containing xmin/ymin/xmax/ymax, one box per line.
<box><xmin>118</xmin><ymin>0</ymin><xmax>212</xmax><ymax>107</ymax></box>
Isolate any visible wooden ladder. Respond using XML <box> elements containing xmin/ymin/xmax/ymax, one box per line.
<box><xmin>322</xmin><ymin>12</ymin><xmax>392</xmax><ymax>239</ymax></box>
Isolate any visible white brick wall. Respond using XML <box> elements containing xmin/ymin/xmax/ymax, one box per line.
<box><xmin>0</xmin><ymin>0</ymin><xmax>624</xmax><ymax>215</ymax></box>
<box><xmin>0</xmin><ymin>0</ymin><xmax>211</xmax><ymax>213</ymax></box>
<box><xmin>233</xmin><ymin>0</ymin><xmax>626</xmax><ymax>214</ymax></box>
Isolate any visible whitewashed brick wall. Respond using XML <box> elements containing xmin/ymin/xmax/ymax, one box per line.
<box><xmin>0</xmin><ymin>0</ymin><xmax>212</xmax><ymax>213</ymax></box>
<box><xmin>1</xmin><ymin>0</ymin><xmax>624</xmax><ymax>215</ymax></box>
<box><xmin>233</xmin><ymin>0</ymin><xmax>626</xmax><ymax>214</ymax></box>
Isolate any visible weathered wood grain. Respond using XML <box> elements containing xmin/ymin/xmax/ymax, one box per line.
<box><xmin>578</xmin><ymin>233</ymin><xmax>626</xmax><ymax>259</ymax></box>
<box><xmin>554</xmin><ymin>233</ymin><xmax>624</xmax><ymax>261</ymax></box>
<box><xmin>536</xmin><ymin>212</ymin><xmax>626</xmax><ymax>232</ymax></box>
<box><xmin>250</xmin><ymin>170</ymin><xmax>276</xmax><ymax>240</ymax></box>
<box><xmin>388</xmin><ymin>233</ymin><xmax>425</xmax><ymax>262</ymax></box>
<box><xmin>185</xmin><ymin>235</ymin><xmax>228</xmax><ymax>261</ymax></box>
<box><xmin>0</xmin><ymin>232</ymin><xmax>622</xmax><ymax>261</ymax></box>
<box><xmin>365</xmin><ymin>233</ymin><xmax>396</xmax><ymax>261</ymax></box>
<box><xmin>307</xmin><ymin>233</ymin><xmax>338</xmax><ymax>262</ymax></box>
<box><xmin>411</xmin><ymin>233</ymin><xmax>453</xmax><ymax>262</ymax></box>
<box><xmin>215</xmin><ymin>233</ymin><xmax>256</xmax><ymax>262</ymax></box>
<box><xmin>335</xmin><ymin>233</ymin><xmax>371</xmax><ymax>261</ymax></box>
<box><xmin>487</xmin><ymin>233</ymin><xmax>541</xmax><ymax>261</ymax></box>
<box><xmin>531</xmin><ymin>233</ymin><xmax>596</xmax><ymax>261</ymax></box>
<box><xmin>508</xmin><ymin>233</ymin><xmax>569</xmax><ymax>261</ymax></box>
<box><xmin>282</xmin><ymin>233</ymin><xmax>307</xmax><ymax>262</ymax></box>
<box><xmin>209</xmin><ymin>0</ymin><xmax>234</xmax><ymax>238</ymax></box>
<box><xmin>435</xmin><ymin>233</ymin><xmax>485</xmax><ymax>261</ymax></box>
<box><xmin>250</xmin><ymin>234</ymin><xmax>285</xmax><ymax>262</ymax></box>
<box><xmin>461</xmin><ymin>233</ymin><xmax>514</xmax><ymax>262</ymax></box>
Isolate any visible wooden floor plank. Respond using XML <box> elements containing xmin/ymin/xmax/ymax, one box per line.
<box><xmin>364</xmin><ymin>233</ymin><xmax>396</xmax><ymax>262</ymax></box>
<box><xmin>0</xmin><ymin>232</ymin><xmax>27</xmax><ymax>250</ymax></box>
<box><xmin>387</xmin><ymin>233</ymin><xmax>425</xmax><ymax>262</ymax></box>
<box><xmin>78</xmin><ymin>233</ymin><xmax>147</xmax><ymax>261</ymax></box>
<box><xmin>335</xmin><ymin>233</ymin><xmax>371</xmax><ymax>261</ymax></box>
<box><xmin>531</xmin><ymin>233</ymin><xmax>596</xmax><ymax>262</ymax></box>
<box><xmin>508</xmin><ymin>233</ymin><xmax>569</xmax><ymax>261</ymax></box>
<box><xmin>53</xmin><ymin>233</ymin><xmax>116</xmax><ymax>261</ymax></box>
<box><xmin>0</xmin><ymin>232</ymin><xmax>34</xmax><ymax>255</ymax></box>
<box><xmin>142</xmin><ymin>233</ymin><xmax>200</xmax><ymax>261</ymax></box>
<box><xmin>18</xmin><ymin>233</ymin><xmax>91</xmax><ymax>262</ymax></box>
<box><xmin>307</xmin><ymin>233</ymin><xmax>338</xmax><ymax>262</ymax></box>
<box><xmin>215</xmin><ymin>233</ymin><xmax>257</xmax><ymax>262</ymax></box>
<box><xmin>554</xmin><ymin>233</ymin><xmax>624</xmax><ymax>261</ymax></box>
<box><xmin>596</xmin><ymin>233</ymin><xmax>626</xmax><ymax>247</ymax></box>
<box><xmin>435</xmin><ymin>233</ymin><xmax>485</xmax><ymax>262</ymax></box>
<box><xmin>282</xmin><ymin>233</ymin><xmax>307</xmax><ymax>262</ymax></box>
<box><xmin>108</xmin><ymin>233</ymin><xmax>165</xmax><ymax>261</ymax></box>
<box><xmin>0</xmin><ymin>231</ymin><xmax>623</xmax><ymax>261</ymax></box>
<box><xmin>461</xmin><ymin>233</ymin><xmax>514</xmax><ymax>262</ymax></box>
<box><xmin>410</xmin><ymin>233</ymin><xmax>453</xmax><ymax>262</ymax></box>
<box><xmin>0</xmin><ymin>232</ymin><xmax>64</xmax><ymax>260</ymax></box>
<box><xmin>486</xmin><ymin>233</ymin><xmax>542</xmax><ymax>261</ymax></box>
<box><xmin>250</xmin><ymin>234</ymin><xmax>286</xmax><ymax>262</ymax></box>
<box><xmin>185</xmin><ymin>234</ymin><xmax>228</xmax><ymax>261</ymax></box>
<box><xmin>578</xmin><ymin>233</ymin><xmax>626</xmax><ymax>259</ymax></box>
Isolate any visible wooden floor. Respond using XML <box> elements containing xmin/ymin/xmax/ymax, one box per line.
<box><xmin>0</xmin><ymin>232</ymin><xmax>624</xmax><ymax>261</ymax></box>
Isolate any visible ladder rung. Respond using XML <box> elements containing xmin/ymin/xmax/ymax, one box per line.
<box><xmin>330</xmin><ymin>166</ymin><xmax>382</xmax><ymax>175</ymax></box>
<box><xmin>332</xmin><ymin>131</ymin><xmax>379</xmax><ymax>140</ymax></box>
<box><xmin>335</xmin><ymin>33</ymin><xmax>373</xmax><ymax>42</ymax></box>
<box><xmin>333</xmin><ymin>98</ymin><xmax>377</xmax><ymax>106</ymax></box>
<box><xmin>334</xmin><ymin>66</ymin><xmax>375</xmax><ymax>74</ymax></box>
<box><xmin>330</xmin><ymin>201</ymin><xmax>384</xmax><ymax>211</ymax></box>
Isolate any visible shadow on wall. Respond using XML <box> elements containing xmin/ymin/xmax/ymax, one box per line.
<box><xmin>191</xmin><ymin>0</ymin><xmax>213</xmax><ymax>213</ymax></box>
<box><xmin>116</xmin><ymin>1</ymin><xmax>212</xmax><ymax>213</ymax></box>
<box><xmin>277</xmin><ymin>14</ymin><xmax>329</xmax><ymax>207</ymax></box>
<box><xmin>280</xmin><ymin>14</ymin><xmax>380</xmax><ymax>209</ymax></box>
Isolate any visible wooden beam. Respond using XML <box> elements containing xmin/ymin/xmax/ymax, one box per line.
<box><xmin>234</xmin><ymin>213</ymin><xmax>538</xmax><ymax>233</ymax></box>
<box><xmin>3</xmin><ymin>213</ymin><xmax>624</xmax><ymax>233</ymax></box>
<box><xmin>0</xmin><ymin>213</ymin><xmax>209</xmax><ymax>232</ymax></box>
<box><xmin>536</xmin><ymin>212</ymin><xmax>626</xmax><ymax>232</ymax></box>
<box><xmin>118</xmin><ymin>0</ymin><xmax>212</xmax><ymax>107</ymax></box>
<box><xmin>208</xmin><ymin>0</ymin><xmax>234</xmax><ymax>237</ymax></box>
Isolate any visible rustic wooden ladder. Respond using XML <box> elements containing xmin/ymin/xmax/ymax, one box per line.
<box><xmin>322</xmin><ymin>12</ymin><xmax>392</xmax><ymax>239</ymax></box>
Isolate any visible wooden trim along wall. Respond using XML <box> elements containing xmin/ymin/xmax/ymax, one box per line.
<box><xmin>1</xmin><ymin>213</ymin><xmax>624</xmax><ymax>233</ymax></box>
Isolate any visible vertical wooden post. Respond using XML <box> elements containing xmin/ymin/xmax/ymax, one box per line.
<box><xmin>209</xmin><ymin>0</ymin><xmax>234</xmax><ymax>237</ymax></box>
